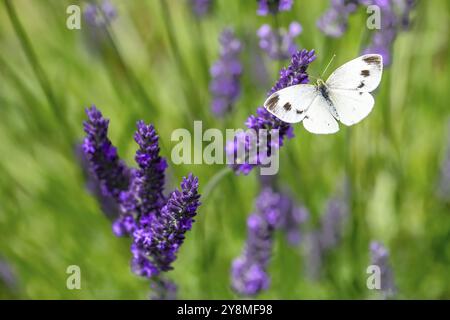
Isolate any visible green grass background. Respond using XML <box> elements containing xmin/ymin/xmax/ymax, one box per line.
<box><xmin>0</xmin><ymin>0</ymin><xmax>449</xmax><ymax>299</ymax></box>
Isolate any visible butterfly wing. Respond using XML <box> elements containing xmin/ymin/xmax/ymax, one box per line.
<box><xmin>264</xmin><ymin>84</ymin><xmax>318</xmax><ymax>123</ymax></box>
<box><xmin>302</xmin><ymin>95</ymin><xmax>339</xmax><ymax>134</ymax></box>
<box><xmin>329</xmin><ymin>89</ymin><xmax>375</xmax><ymax>126</ymax></box>
<box><xmin>326</xmin><ymin>54</ymin><xmax>383</xmax><ymax>92</ymax></box>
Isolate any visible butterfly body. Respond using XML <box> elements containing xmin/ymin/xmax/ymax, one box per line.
<box><xmin>264</xmin><ymin>54</ymin><xmax>383</xmax><ymax>134</ymax></box>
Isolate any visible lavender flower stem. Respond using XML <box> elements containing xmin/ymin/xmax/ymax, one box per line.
<box><xmin>201</xmin><ymin>167</ymin><xmax>233</xmax><ymax>202</ymax></box>
<box><xmin>101</xmin><ymin>24</ymin><xmax>158</xmax><ymax>117</ymax></box>
<box><xmin>159</xmin><ymin>0</ymin><xmax>203</xmax><ymax>122</ymax></box>
<box><xmin>4</xmin><ymin>0</ymin><xmax>70</xmax><ymax>139</ymax></box>
<box><xmin>272</xmin><ymin>13</ymin><xmax>284</xmax><ymax>71</ymax></box>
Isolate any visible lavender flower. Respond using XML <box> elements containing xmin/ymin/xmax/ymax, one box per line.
<box><xmin>268</xmin><ymin>48</ymin><xmax>316</xmax><ymax>95</ymax></box>
<box><xmin>84</xmin><ymin>0</ymin><xmax>117</xmax><ymax>27</ymax></box>
<box><xmin>257</xmin><ymin>0</ymin><xmax>294</xmax><ymax>16</ymax></box>
<box><xmin>278</xmin><ymin>194</ymin><xmax>309</xmax><ymax>245</ymax></box>
<box><xmin>226</xmin><ymin>49</ymin><xmax>316</xmax><ymax>175</ymax></box>
<box><xmin>317</xmin><ymin>0</ymin><xmax>360</xmax><ymax>38</ymax></box>
<box><xmin>131</xmin><ymin>174</ymin><xmax>201</xmax><ymax>277</ymax></box>
<box><xmin>231</xmin><ymin>187</ymin><xmax>281</xmax><ymax>296</ymax></box>
<box><xmin>257</xmin><ymin>22</ymin><xmax>302</xmax><ymax>60</ymax></box>
<box><xmin>317</xmin><ymin>0</ymin><xmax>415</xmax><ymax>65</ymax></box>
<box><xmin>210</xmin><ymin>28</ymin><xmax>242</xmax><ymax>117</ymax></box>
<box><xmin>112</xmin><ymin>213</ymin><xmax>137</xmax><ymax>237</ymax></box>
<box><xmin>150</xmin><ymin>277</ymin><xmax>177</xmax><ymax>300</ymax></box>
<box><xmin>370</xmin><ymin>241</ymin><xmax>396</xmax><ymax>298</ymax></box>
<box><xmin>362</xmin><ymin>0</ymin><xmax>416</xmax><ymax>66</ymax></box>
<box><xmin>111</xmin><ymin>121</ymin><xmax>168</xmax><ymax>237</ymax></box>
<box><xmin>306</xmin><ymin>196</ymin><xmax>348</xmax><ymax>278</ymax></box>
<box><xmin>132</xmin><ymin>121</ymin><xmax>167</xmax><ymax>215</ymax></box>
<box><xmin>319</xmin><ymin>198</ymin><xmax>348</xmax><ymax>250</ymax></box>
<box><xmin>438</xmin><ymin>121</ymin><xmax>450</xmax><ymax>200</ymax></box>
<box><xmin>226</xmin><ymin>109</ymin><xmax>294</xmax><ymax>175</ymax></box>
<box><xmin>190</xmin><ymin>0</ymin><xmax>213</xmax><ymax>17</ymax></box>
<box><xmin>81</xmin><ymin>107</ymin><xmax>202</xmax><ymax>299</ymax></box>
<box><xmin>82</xmin><ymin>106</ymin><xmax>131</xmax><ymax>201</ymax></box>
<box><xmin>76</xmin><ymin>144</ymin><xmax>121</xmax><ymax>220</ymax></box>
<box><xmin>0</xmin><ymin>258</ymin><xmax>17</xmax><ymax>291</ymax></box>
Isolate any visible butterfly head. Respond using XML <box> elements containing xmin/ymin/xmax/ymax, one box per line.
<box><xmin>316</xmin><ymin>78</ymin><xmax>327</xmax><ymax>89</ymax></box>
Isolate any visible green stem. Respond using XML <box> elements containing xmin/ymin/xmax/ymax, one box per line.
<box><xmin>102</xmin><ymin>23</ymin><xmax>157</xmax><ymax>115</ymax></box>
<box><xmin>201</xmin><ymin>167</ymin><xmax>233</xmax><ymax>202</ymax></box>
<box><xmin>159</xmin><ymin>0</ymin><xmax>203</xmax><ymax>122</ymax></box>
<box><xmin>4</xmin><ymin>0</ymin><xmax>70</xmax><ymax>138</ymax></box>
<box><xmin>272</xmin><ymin>13</ymin><xmax>284</xmax><ymax>72</ymax></box>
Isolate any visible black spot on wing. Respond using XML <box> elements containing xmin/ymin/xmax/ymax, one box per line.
<box><xmin>296</xmin><ymin>109</ymin><xmax>304</xmax><ymax>114</ymax></box>
<box><xmin>283</xmin><ymin>102</ymin><xmax>292</xmax><ymax>111</ymax></box>
<box><xmin>357</xmin><ymin>81</ymin><xmax>365</xmax><ymax>89</ymax></box>
<box><xmin>265</xmin><ymin>94</ymin><xmax>279</xmax><ymax>111</ymax></box>
<box><xmin>361</xmin><ymin>70</ymin><xmax>370</xmax><ymax>77</ymax></box>
<box><xmin>363</xmin><ymin>55</ymin><xmax>381</xmax><ymax>65</ymax></box>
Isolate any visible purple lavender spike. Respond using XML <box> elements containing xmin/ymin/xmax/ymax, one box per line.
<box><xmin>130</xmin><ymin>174</ymin><xmax>201</xmax><ymax>277</ymax></box>
<box><xmin>257</xmin><ymin>0</ymin><xmax>294</xmax><ymax>16</ymax></box>
<box><xmin>257</xmin><ymin>22</ymin><xmax>302</xmax><ymax>60</ymax></box>
<box><xmin>210</xmin><ymin>28</ymin><xmax>242</xmax><ymax>117</ymax></box>
<box><xmin>369</xmin><ymin>241</ymin><xmax>396</xmax><ymax>299</ymax></box>
<box><xmin>82</xmin><ymin>106</ymin><xmax>131</xmax><ymax>201</ymax></box>
<box><xmin>226</xmin><ymin>49</ymin><xmax>316</xmax><ymax>175</ymax></box>
<box><xmin>190</xmin><ymin>0</ymin><xmax>213</xmax><ymax>17</ymax></box>
<box><xmin>231</xmin><ymin>188</ymin><xmax>281</xmax><ymax>296</ymax></box>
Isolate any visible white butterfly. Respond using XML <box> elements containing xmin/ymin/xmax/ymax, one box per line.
<box><xmin>264</xmin><ymin>54</ymin><xmax>383</xmax><ymax>134</ymax></box>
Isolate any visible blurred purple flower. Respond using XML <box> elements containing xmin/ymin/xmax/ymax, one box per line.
<box><xmin>257</xmin><ymin>22</ymin><xmax>302</xmax><ymax>60</ymax></box>
<box><xmin>370</xmin><ymin>241</ymin><xmax>396</xmax><ymax>298</ymax></box>
<box><xmin>0</xmin><ymin>258</ymin><xmax>17</xmax><ymax>291</ymax></box>
<box><xmin>438</xmin><ymin>122</ymin><xmax>450</xmax><ymax>200</ymax></box>
<box><xmin>150</xmin><ymin>277</ymin><xmax>177</xmax><ymax>300</ymax></box>
<box><xmin>249</xmin><ymin>44</ymin><xmax>271</xmax><ymax>89</ymax></box>
<box><xmin>84</xmin><ymin>0</ymin><xmax>117</xmax><ymax>27</ymax></box>
<box><xmin>190</xmin><ymin>0</ymin><xmax>213</xmax><ymax>17</ymax></box>
<box><xmin>317</xmin><ymin>0</ymin><xmax>415</xmax><ymax>66</ymax></box>
<box><xmin>362</xmin><ymin>0</ymin><xmax>416</xmax><ymax>66</ymax></box>
<box><xmin>320</xmin><ymin>198</ymin><xmax>348</xmax><ymax>250</ymax></box>
<box><xmin>306</xmin><ymin>196</ymin><xmax>348</xmax><ymax>278</ymax></box>
<box><xmin>226</xmin><ymin>49</ymin><xmax>316</xmax><ymax>175</ymax></box>
<box><xmin>278</xmin><ymin>194</ymin><xmax>309</xmax><ymax>245</ymax></box>
<box><xmin>210</xmin><ymin>28</ymin><xmax>242</xmax><ymax>117</ymax></box>
<box><xmin>317</xmin><ymin>0</ymin><xmax>360</xmax><ymax>38</ymax></box>
<box><xmin>231</xmin><ymin>187</ymin><xmax>281</xmax><ymax>296</ymax></box>
<box><xmin>231</xmin><ymin>187</ymin><xmax>307</xmax><ymax>296</ymax></box>
<box><xmin>257</xmin><ymin>0</ymin><xmax>294</xmax><ymax>16</ymax></box>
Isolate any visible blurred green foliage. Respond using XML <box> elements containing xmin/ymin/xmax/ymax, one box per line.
<box><xmin>0</xmin><ymin>0</ymin><xmax>449</xmax><ymax>299</ymax></box>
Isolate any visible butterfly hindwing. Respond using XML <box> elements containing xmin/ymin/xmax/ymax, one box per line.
<box><xmin>264</xmin><ymin>84</ymin><xmax>317</xmax><ymax>123</ymax></box>
<box><xmin>302</xmin><ymin>95</ymin><xmax>339</xmax><ymax>134</ymax></box>
<box><xmin>325</xmin><ymin>54</ymin><xmax>383</xmax><ymax>92</ymax></box>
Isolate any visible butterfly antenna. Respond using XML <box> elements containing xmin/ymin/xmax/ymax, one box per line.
<box><xmin>320</xmin><ymin>54</ymin><xmax>336</xmax><ymax>79</ymax></box>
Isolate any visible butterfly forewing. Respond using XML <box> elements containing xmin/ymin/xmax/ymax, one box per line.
<box><xmin>325</xmin><ymin>54</ymin><xmax>383</xmax><ymax>92</ymax></box>
<box><xmin>330</xmin><ymin>89</ymin><xmax>375</xmax><ymax>126</ymax></box>
<box><xmin>264</xmin><ymin>84</ymin><xmax>317</xmax><ymax>123</ymax></box>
